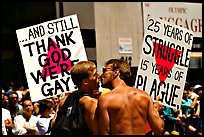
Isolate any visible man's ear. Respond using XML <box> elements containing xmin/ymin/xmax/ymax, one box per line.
<box><xmin>82</xmin><ymin>79</ymin><xmax>88</xmax><ymax>86</ymax></box>
<box><xmin>113</xmin><ymin>69</ymin><xmax>120</xmax><ymax>78</ymax></box>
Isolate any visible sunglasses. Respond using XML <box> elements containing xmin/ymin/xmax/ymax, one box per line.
<box><xmin>102</xmin><ymin>67</ymin><xmax>114</xmax><ymax>73</ymax></box>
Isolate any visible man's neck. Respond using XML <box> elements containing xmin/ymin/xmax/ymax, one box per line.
<box><xmin>112</xmin><ymin>78</ymin><xmax>126</xmax><ymax>89</ymax></box>
<box><xmin>23</xmin><ymin>114</ymin><xmax>32</xmax><ymax>122</ymax></box>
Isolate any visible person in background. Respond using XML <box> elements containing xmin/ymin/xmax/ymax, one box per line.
<box><xmin>5</xmin><ymin>82</ymin><xmax>15</xmax><ymax>95</ymax></box>
<box><xmin>2</xmin><ymin>89</ymin><xmax>5</xmax><ymax>99</ymax></box>
<box><xmin>8</xmin><ymin>91</ymin><xmax>22</xmax><ymax>120</ymax></box>
<box><xmin>33</xmin><ymin>101</ymin><xmax>40</xmax><ymax>116</ymax></box>
<box><xmin>2</xmin><ymin>89</ymin><xmax>13</xmax><ymax>135</ymax></box>
<box><xmin>193</xmin><ymin>84</ymin><xmax>202</xmax><ymax>135</ymax></box>
<box><xmin>97</xmin><ymin>59</ymin><xmax>164</xmax><ymax>135</ymax></box>
<box><xmin>37</xmin><ymin>98</ymin><xmax>55</xmax><ymax>135</ymax></box>
<box><xmin>2</xmin><ymin>90</ymin><xmax>9</xmax><ymax>109</ymax></box>
<box><xmin>22</xmin><ymin>89</ymin><xmax>31</xmax><ymax>101</ymax></box>
<box><xmin>2</xmin><ymin>108</ymin><xmax>13</xmax><ymax>135</ymax></box>
<box><xmin>161</xmin><ymin>106</ymin><xmax>183</xmax><ymax>135</ymax></box>
<box><xmin>181</xmin><ymin>89</ymin><xmax>199</xmax><ymax>135</ymax></box>
<box><xmin>2</xmin><ymin>119</ymin><xmax>7</xmax><ymax>135</ymax></box>
<box><xmin>16</xmin><ymin>84</ymin><xmax>24</xmax><ymax>103</ymax></box>
<box><xmin>12</xmin><ymin>99</ymin><xmax>39</xmax><ymax>135</ymax></box>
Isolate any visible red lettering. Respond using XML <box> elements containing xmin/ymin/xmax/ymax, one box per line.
<box><xmin>191</xmin><ymin>19</ymin><xmax>197</xmax><ymax>32</ymax></box>
<box><xmin>198</xmin><ymin>19</ymin><xmax>202</xmax><ymax>32</ymax></box>
<box><xmin>175</xmin><ymin>18</ymin><xmax>182</xmax><ymax>27</ymax></box>
<box><xmin>184</xmin><ymin>19</ymin><xmax>189</xmax><ymax>30</ymax></box>
<box><xmin>159</xmin><ymin>16</ymin><xmax>202</xmax><ymax>33</ymax></box>
<box><xmin>168</xmin><ymin>17</ymin><xmax>174</xmax><ymax>24</ymax></box>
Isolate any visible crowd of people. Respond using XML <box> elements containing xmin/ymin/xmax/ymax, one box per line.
<box><xmin>1</xmin><ymin>59</ymin><xmax>202</xmax><ymax>135</ymax></box>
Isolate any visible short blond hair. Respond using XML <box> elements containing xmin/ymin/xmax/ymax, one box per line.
<box><xmin>71</xmin><ymin>61</ymin><xmax>96</xmax><ymax>87</ymax></box>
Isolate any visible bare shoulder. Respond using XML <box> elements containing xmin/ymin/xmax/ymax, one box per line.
<box><xmin>79</xmin><ymin>96</ymin><xmax>97</xmax><ymax>109</ymax></box>
<box><xmin>129</xmin><ymin>87</ymin><xmax>151</xmax><ymax>102</ymax></box>
<box><xmin>98</xmin><ymin>91</ymin><xmax>115</xmax><ymax>107</ymax></box>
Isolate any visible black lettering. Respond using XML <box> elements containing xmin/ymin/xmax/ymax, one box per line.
<box><xmin>185</xmin><ymin>49</ymin><xmax>191</xmax><ymax>67</ymax></box>
<box><xmin>156</xmin><ymin>39</ymin><xmax>164</xmax><ymax>58</ymax></box>
<box><xmin>168</xmin><ymin>43</ymin><xmax>175</xmax><ymax>63</ymax></box>
<box><xmin>150</xmin><ymin>79</ymin><xmax>157</xmax><ymax>100</ymax></box>
<box><xmin>53</xmin><ymin>21</ymin><xmax>59</xmax><ymax>33</ymax></box>
<box><xmin>61</xmin><ymin>48</ymin><xmax>71</xmax><ymax>61</ymax></box>
<box><xmin>23</xmin><ymin>42</ymin><xmax>35</xmax><ymax>57</ymax></box>
<box><xmin>51</xmin><ymin>51</ymin><xmax>61</xmax><ymax>66</ymax></box>
<box><xmin>171</xmin><ymin>85</ymin><xmax>180</xmax><ymax>107</ymax></box>
<box><xmin>135</xmin><ymin>75</ymin><xmax>147</xmax><ymax>91</ymax></box>
<box><xmin>30</xmin><ymin>70</ymin><xmax>47</xmax><ymax>84</ymax></box>
<box><xmin>164</xmin><ymin>83</ymin><xmax>173</xmax><ymax>105</ymax></box>
<box><xmin>54</xmin><ymin>80</ymin><xmax>64</xmax><ymax>95</ymax></box>
<box><xmin>48</xmin><ymin>66</ymin><xmax>58</xmax><ymax>80</ymax></box>
<box><xmin>41</xmin><ymin>83</ymin><xmax>54</xmax><ymax>96</ymax></box>
<box><xmin>175</xmin><ymin>45</ymin><xmax>181</xmax><ymax>65</ymax></box>
<box><xmin>47</xmin><ymin>23</ymin><xmax>54</xmax><ymax>34</ymax></box>
<box><xmin>151</xmin><ymin>36</ymin><xmax>159</xmax><ymax>57</ymax></box>
<box><xmin>159</xmin><ymin>81</ymin><xmax>166</xmax><ymax>102</ymax></box>
<box><xmin>60</xmin><ymin>63</ymin><xmax>70</xmax><ymax>77</ymax></box>
<box><xmin>38</xmin><ymin>53</ymin><xmax>50</xmax><ymax>67</ymax></box>
<box><xmin>65</xmin><ymin>31</ymin><xmax>76</xmax><ymax>45</ymax></box>
<box><xmin>70</xmin><ymin>18</ymin><xmax>78</xmax><ymax>29</ymax></box>
<box><xmin>33</xmin><ymin>26</ymin><xmax>40</xmax><ymax>38</ymax></box>
<box><xmin>48</xmin><ymin>37</ymin><xmax>58</xmax><ymax>51</ymax></box>
<box><xmin>55</xmin><ymin>34</ymin><xmax>66</xmax><ymax>47</ymax></box>
<box><xmin>29</xmin><ymin>29</ymin><xmax>36</xmax><ymax>40</ymax></box>
<box><xmin>36</xmin><ymin>39</ymin><xmax>46</xmax><ymax>54</ymax></box>
<box><xmin>60</xmin><ymin>77</ymin><xmax>70</xmax><ymax>91</ymax></box>
<box><xmin>143</xmin><ymin>35</ymin><xmax>152</xmax><ymax>55</ymax></box>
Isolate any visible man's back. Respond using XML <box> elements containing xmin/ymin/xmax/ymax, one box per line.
<box><xmin>98</xmin><ymin>85</ymin><xmax>163</xmax><ymax>135</ymax></box>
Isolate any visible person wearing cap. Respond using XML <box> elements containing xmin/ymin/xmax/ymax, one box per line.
<box><xmin>188</xmin><ymin>86</ymin><xmax>199</xmax><ymax>100</ymax></box>
<box><xmin>194</xmin><ymin>85</ymin><xmax>202</xmax><ymax>99</ymax></box>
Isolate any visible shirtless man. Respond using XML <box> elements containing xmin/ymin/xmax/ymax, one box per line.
<box><xmin>51</xmin><ymin>61</ymin><xmax>100</xmax><ymax>135</ymax></box>
<box><xmin>97</xmin><ymin>59</ymin><xmax>164</xmax><ymax>135</ymax></box>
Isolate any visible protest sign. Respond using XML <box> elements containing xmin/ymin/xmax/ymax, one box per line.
<box><xmin>16</xmin><ymin>14</ymin><xmax>87</xmax><ymax>102</ymax></box>
<box><xmin>135</xmin><ymin>16</ymin><xmax>193</xmax><ymax>109</ymax></box>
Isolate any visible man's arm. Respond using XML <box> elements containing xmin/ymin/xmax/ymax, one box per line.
<box><xmin>147</xmin><ymin>95</ymin><xmax>164</xmax><ymax>135</ymax></box>
<box><xmin>79</xmin><ymin>96</ymin><xmax>98</xmax><ymax>134</ymax></box>
<box><xmin>97</xmin><ymin>95</ymin><xmax>110</xmax><ymax>135</ymax></box>
<box><xmin>12</xmin><ymin>116</ymin><xmax>27</xmax><ymax>135</ymax></box>
<box><xmin>190</xmin><ymin>96</ymin><xmax>198</xmax><ymax>109</ymax></box>
<box><xmin>50</xmin><ymin>93</ymin><xmax>71</xmax><ymax>128</ymax></box>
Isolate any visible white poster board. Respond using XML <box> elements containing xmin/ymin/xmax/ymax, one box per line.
<box><xmin>135</xmin><ymin>16</ymin><xmax>193</xmax><ymax>109</ymax></box>
<box><xmin>16</xmin><ymin>14</ymin><xmax>87</xmax><ymax>102</ymax></box>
